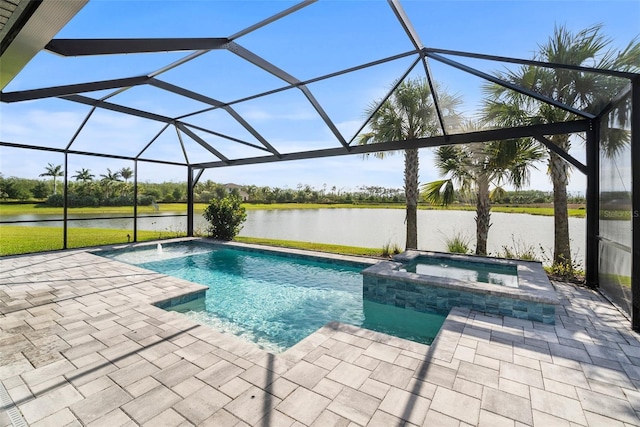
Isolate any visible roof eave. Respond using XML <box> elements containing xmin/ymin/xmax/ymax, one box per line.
<box><xmin>0</xmin><ymin>0</ymin><xmax>88</xmax><ymax>90</ymax></box>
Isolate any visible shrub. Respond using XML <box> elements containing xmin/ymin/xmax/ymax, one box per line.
<box><xmin>102</xmin><ymin>196</ymin><xmax>134</xmax><ymax>206</ymax></box>
<box><xmin>495</xmin><ymin>236</ymin><xmax>539</xmax><ymax>261</ymax></box>
<box><xmin>138</xmin><ymin>195</ymin><xmax>154</xmax><ymax>206</ymax></box>
<box><xmin>444</xmin><ymin>232</ymin><xmax>471</xmax><ymax>254</ymax></box>
<box><xmin>545</xmin><ymin>256</ymin><xmax>585</xmax><ymax>283</ymax></box>
<box><xmin>74</xmin><ymin>195</ymin><xmax>99</xmax><ymax>207</ymax></box>
<box><xmin>32</xmin><ymin>182</ymin><xmax>49</xmax><ymax>199</ymax></box>
<box><xmin>44</xmin><ymin>194</ymin><xmax>65</xmax><ymax>207</ymax></box>
<box><xmin>381</xmin><ymin>242</ymin><xmax>392</xmax><ymax>257</ymax></box>
<box><xmin>539</xmin><ymin>250</ymin><xmax>585</xmax><ymax>283</ymax></box>
<box><xmin>203</xmin><ymin>195</ymin><xmax>247</xmax><ymax>240</ymax></box>
<box><xmin>144</xmin><ymin>189</ymin><xmax>161</xmax><ymax>200</ymax></box>
<box><xmin>382</xmin><ymin>242</ymin><xmax>403</xmax><ymax>257</ymax></box>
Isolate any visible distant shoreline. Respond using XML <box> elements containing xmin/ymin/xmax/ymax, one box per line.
<box><xmin>0</xmin><ymin>201</ymin><xmax>586</xmax><ymax>218</ymax></box>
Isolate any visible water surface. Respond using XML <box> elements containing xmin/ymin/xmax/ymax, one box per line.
<box><xmin>100</xmin><ymin>243</ymin><xmax>446</xmax><ymax>352</ymax></box>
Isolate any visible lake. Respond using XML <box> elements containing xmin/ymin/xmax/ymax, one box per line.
<box><xmin>242</xmin><ymin>209</ymin><xmax>586</xmax><ymax>266</ymax></box>
<box><xmin>2</xmin><ymin>208</ymin><xmax>587</xmax><ymax>266</ymax></box>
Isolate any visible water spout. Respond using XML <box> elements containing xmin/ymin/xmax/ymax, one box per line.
<box><xmin>157</xmin><ymin>243</ymin><xmax>163</xmax><ymax>253</ymax></box>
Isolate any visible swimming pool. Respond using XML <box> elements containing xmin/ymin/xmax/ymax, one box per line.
<box><xmin>402</xmin><ymin>255</ymin><xmax>518</xmax><ymax>287</ymax></box>
<box><xmin>99</xmin><ymin>241</ymin><xmax>446</xmax><ymax>352</ymax></box>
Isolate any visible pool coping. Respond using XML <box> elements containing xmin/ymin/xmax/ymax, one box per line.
<box><xmin>91</xmin><ymin>237</ymin><xmax>381</xmax><ymax>269</ymax></box>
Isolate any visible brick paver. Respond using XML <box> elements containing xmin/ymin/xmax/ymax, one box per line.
<box><xmin>2</xmin><ymin>239</ymin><xmax>640</xmax><ymax>426</ymax></box>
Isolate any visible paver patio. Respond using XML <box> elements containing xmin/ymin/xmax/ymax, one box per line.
<box><xmin>1</xmin><ymin>241</ymin><xmax>640</xmax><ymax>426</ymax></box>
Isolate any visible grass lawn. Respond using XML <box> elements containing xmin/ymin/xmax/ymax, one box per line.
<box><xmin>0</xmin><ymin>225</ymin><xmax>186</xmax><ymax>256</ymax></box>
<box><xmin>0</xmin><ymin>203</ymin><xmax>208</xmax><ymax>215</ymax></box>
<box><xmin>0</xmin><ymin>225</ymin><xmax>384</xmax><ymax>258</ymax></box>
<box><xmin>233</xmin><ymin>236</ymin><xmax>384</xmax><ymax>257</ymax></box>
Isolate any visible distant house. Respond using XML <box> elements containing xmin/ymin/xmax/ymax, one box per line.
<box><xmin>223</xmin><ymin>183</ymin><xmax>249</xmax><ymax>201</ymax></box>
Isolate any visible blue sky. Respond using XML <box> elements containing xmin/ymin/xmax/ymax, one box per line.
<box><xmin>1</xmin><ymin>0</ymin><xmax>638</xmax><ymax>193</ymax></box>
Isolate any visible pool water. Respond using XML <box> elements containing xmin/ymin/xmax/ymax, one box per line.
<box><xmin>101</xmin><ymin>243</ymin><xmax>446</xmax><ymax>352</ymax></box>
<box><xmin>403</xmin><ymin>256</ymin><xmax>518</xmax><ymax>288</ymax></box>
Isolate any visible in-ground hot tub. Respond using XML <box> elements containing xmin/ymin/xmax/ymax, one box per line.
<box><xmin>362</xmin><ymin>250</ymin><xmax>560</xmax><ymax>324</ymax></box>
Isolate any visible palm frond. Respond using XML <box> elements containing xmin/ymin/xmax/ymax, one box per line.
<box><xmin>489</xmin><ymin>186</ymin><xmax>507</xmax><ymax>202</ymax></box>
<box><xmin>421</xmin><ymin>179</ymin><xmax>455</xmax><ymax>206</ymax></box>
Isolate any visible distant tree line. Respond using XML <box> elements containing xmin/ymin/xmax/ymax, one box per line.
<box><xmin>2</xmin><ymin>166</ymin><xmax>410</xmax><ymax>206</ymax></box>
<box><xmin>239</xmin><ymin>183</ymin><xmax>404</xmax><ymax>204</ymax></box>
<box><xmin>1</xmin><ymin>167</ymin><xmax>163</xmax><ymax>206</ymax></box>
<box><xmin>453</xmin><ymin>189</ymin><xmax>586</xmax><ymax>205</ymax></box>
<box><xmin>1</xmin><ymin>170</ymin><xmax>589</xmax><ymax>207</ymax></box>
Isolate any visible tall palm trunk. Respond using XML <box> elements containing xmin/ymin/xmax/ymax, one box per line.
<box><xmin>52</xmin><ymin>178</ymin><xmax>57</xmax><ymax>195</ymax></box>
<box><xmin>548</xmin><ymin>135</ymin><xmax>571</xmax><ymax>266</ymax></box>
<box><xmin>404</xmin><ymin>148</ymin><xmax>419</xmax><ymax>249</ymax></box>
<box><xmin>475</xmin><ymin>174</ymin><xmax>491</xmax><ymax>255</ymax></box>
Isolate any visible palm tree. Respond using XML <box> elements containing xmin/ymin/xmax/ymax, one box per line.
<box><xmin>358</xmin><ymin>77</ymin><xmax>462</xmax><ymax>249</ymax></box>
<box><xmin>72</xmin><ymin>168</ymin><xmax>94</xmax><ymax>182</ymax></box>
<box><xmin>483</xmin><ymin>24</ymin><xmax>639</xmax><ymax>267</ymax></box>
<box><xmin>423</xmin><ymin>123</ymin><xmax>544</xmax><ymax>255</ymax></box>
<box><xmin>39</xmin><ymin>163</ymin><xmax>64</xmax><ymax>195</ymax></box>
<box><xmin>117</xmin><ymin>167</ymin><xmax>133</xmax><ymax>197</ymax></box>
<box><xmin>244</xmin><ymin>185</ymin><xmax>259</xmax><ymax>202</ymax></box>
<box><xmin>100</xmin><ymin>168</ymin><xmax>122</xmax><ymax>199</ymax></box>
<box><xmin>119</xmin><ymin>167</ymin><xmax>133</xmax><ymax>183</ymax></box>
